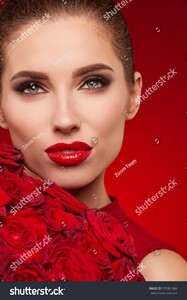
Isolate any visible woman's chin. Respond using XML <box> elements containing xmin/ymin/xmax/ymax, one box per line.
<box><xmin>42</xmin><ymin>173</ymin><xmax>93</xmax><ymax>190</ymax></box>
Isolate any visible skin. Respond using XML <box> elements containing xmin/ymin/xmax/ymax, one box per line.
<box><xmin>141</xmin><ymin>250</ymin><xmax>187</xmax><ymax>281</ymax></box>
<box><xmin>0</xmin><ymin>16</ymin><xmax>186</xmax><ymax>280</ymax></box>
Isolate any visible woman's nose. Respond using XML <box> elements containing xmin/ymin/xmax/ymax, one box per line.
<box><xmin>51</xmin><ymin>95</ymin><xmax>81</xmax><ymax>135</ymax></box>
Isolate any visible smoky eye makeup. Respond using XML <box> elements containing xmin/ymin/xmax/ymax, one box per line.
<box><xmin>11</xmin><ymin>72</ymin><xmax>113</xmax><ymax>96</ymax></box>
<box><xmin>79</xmin><ymin>74</ymin><xmax>113</xmax><ymax>91</ymax></box>
<box><xmin>12</xmin><ymin>80</ymin><xmax>48</xmax><ymax>96</ymax></box>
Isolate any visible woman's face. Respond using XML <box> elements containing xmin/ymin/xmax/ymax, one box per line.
<box><xmin>0</xmin><ymin>16</ymin><xmax>141</xmax><ymax>188</ymax></box>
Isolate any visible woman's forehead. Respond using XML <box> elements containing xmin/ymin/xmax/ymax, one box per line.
<box><xmin>5</xmin><ymin>18</ymin><xmax>122</xmax><ymax>76</ymax></box>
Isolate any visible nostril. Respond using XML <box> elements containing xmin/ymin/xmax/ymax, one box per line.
<box><xmin>54</xmin><ymin>124</ymin><xmax>79</xmax><ymax>135</ymax></box>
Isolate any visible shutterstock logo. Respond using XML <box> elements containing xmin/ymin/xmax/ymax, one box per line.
<box><xmin>10</xmin><ymin>179</ymin><xmax>53</xmax><ymax>216</ymax></box>
<box><xmin>135</xmin><ymin>179</ymin><xmax>178</xmax><ymax>216</ymax></box>
<box><xmin>10</xmin><ymin>13</ymin><xmax>52</xmax><ymax>49</ymax></box>
<box><xmin>135</xmin><ymin>67</ymin><xmax>178</xmax><ymax>105</ymax></box>
<box><xmin>103</xmin><ymin>0</ymin><xmax>133</xmax><ymax>21</ymax></box>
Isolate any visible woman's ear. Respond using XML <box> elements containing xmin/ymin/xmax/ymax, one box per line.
<box><xmin>0</xmin><ymin>109</ymin><xmax>9</xmax><ymax>129</ymax></box>
<box><xmin>126</xmin><ymin>71</ymin><xmax>142</xmax><ymax>120</ymax></box>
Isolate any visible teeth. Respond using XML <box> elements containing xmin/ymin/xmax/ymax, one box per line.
<box><xmin>69</xmin><ymin>154</ymin><xmax>78</xmax><ymax>159</ymax></box>
<box><xmin>62</xmin><ymin>150</ymin><xmax>75</xmax><ymax>154</ymax></box>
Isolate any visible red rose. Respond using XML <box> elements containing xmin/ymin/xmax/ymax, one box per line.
<box><xmin>0</xmin><ymin>210</ymin><xmax>47</xmax><ymax>254</ymax></box>
<box><xmin>0</xmin><ymin>172</ymin><xmax>45</xmax><ymax>210</ymax></box>
<box><xmin>0</xmin><ymin>206</ymin><xmax>6</xmax><ymax>218</ymax></box>
<box><xmin>48</xmin><ymin>235</ymin><xmax>100</xmax><ymax>281</ymax></box>
<box><xmin>112</xmin><ymin>258</ymin><xmax>145</xmax><ymax>281</ymax></box>
<box><xmin>0</xmin><ymin>238</ymin><xmax>10</xmax><ymax>277</ymax></box>
<box><xmin>0</xmin><ymin>144</ymin><xmax>24</xmax><ymax>174</ymax></box>
<box><xmin>0</xmin><ymin>172</ymin><xmax>34</xmax><ymax>205</ymax></box>
<box><xmin>112</xmin><ymin>258</ymin><xmax>132</xmax><ymax>280</ymax></box>
<box><xmin>0</xmin><ymin>188</ymin><xmax>11</xmax><ymax>218</ymax></box>
<box><xmin>72</xmin><ymin>231</ymin><xmax>114</xmax><ymax>281</ymax></box>
<box><xmin>42</xmin><ymin>200</ymin><xmax>82</xmax><ymax>232</ymax></box>
<box><xmin>0</xmin><ymin>189</ymin><xmax>11</xmax><ymax>207</ymax></box>
<box><xmin>45</xmin><ymin>183</ymin><xmax>88</xmax><ymax>215</ymax></box>
<box><xmin>86</xmin><ymin>210</ymin><xmax>136</xmax><ymax>259</ymax></box>
<box><xmin>3</xmin><ymin>263</ymin><xmax>49</xmax><ymax>281</ymax></box>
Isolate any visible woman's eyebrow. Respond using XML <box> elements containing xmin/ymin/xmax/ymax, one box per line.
<box><xmin>10</xmin><ymin>64</ymin><xmax>114</xmax><ymax>82</ymax></box>
<box><xmin>10</xmin><ymin>71</ymin><xmax>49</xmax><ymax>82</ymax></box>
<box><xmin>72</xmin><ymin>63</ymin><xmax>114</xmax><ymax>78</ymax></box>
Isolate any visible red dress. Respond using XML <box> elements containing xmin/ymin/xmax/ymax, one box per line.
<box><xmin>101</xmin><ymin>199</ymin><xmax>175</xmax><ymax>264</ymax></box>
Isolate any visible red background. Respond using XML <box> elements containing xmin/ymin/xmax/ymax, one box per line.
<box><xmin>0</xmin><ymin>0</ymin><xmax>187</xmax><ymax>259</ymax></box>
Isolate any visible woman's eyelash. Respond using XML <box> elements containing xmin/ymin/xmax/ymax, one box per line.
<box><xmin>13</xmin><ymin>81</ymin><xmax>46</xmax><ymax>95</ymax></box>
<box><xmin>80</xmin><ymin>76</ymin><xmax>111</xmax><ymax>90</ymax></box>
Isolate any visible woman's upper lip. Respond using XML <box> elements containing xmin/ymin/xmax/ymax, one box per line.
<box><xmin>45</xmin><ymin>141</ymin><xmax>92</xmax><ymax>153</ymax></box>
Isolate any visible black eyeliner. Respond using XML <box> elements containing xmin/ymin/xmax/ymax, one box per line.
<box><xmin>12</xmin><ymin>80</ymin><xmax>46</xmax><ymax>94</ymax></box>
<box><xmin>80</xmin><ymin>75</ymin><xmax>112</xmax><ymax>90</ymax></box>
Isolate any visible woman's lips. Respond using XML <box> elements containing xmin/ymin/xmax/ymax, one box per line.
<box><xmin>45</xmin><ymin>141</ymin><xmax>93</xmax><ymax>166</ymax></box>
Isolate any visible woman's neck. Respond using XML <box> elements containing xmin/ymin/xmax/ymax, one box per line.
<box><xmin>66</xmin><ymin>172</ymin><xmax>111</xmax><ymax>209</ymax></box>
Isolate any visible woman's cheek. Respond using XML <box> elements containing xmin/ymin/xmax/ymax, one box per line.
<box><xmin>2</xmin><ymin>105</ymin><xmax>36</xmax><ymax>149</ymax></box>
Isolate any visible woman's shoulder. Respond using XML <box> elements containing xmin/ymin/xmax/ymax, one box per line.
<box><xmin>141</xmin><ymin>249</ymin><xmax>187</xmax><ymax>281</ymax></box>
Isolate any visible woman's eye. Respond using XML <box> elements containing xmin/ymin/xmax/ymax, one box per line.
<box><xmin>82</xmin><ymin>80</ymin><xmax>102</xmax><ymax>90</ymax></box>
<box><xmin>14</xmin><ymin>82</ymin><xmax>46</xmax><ymax>95</ymax></box>
<box><xmin>80</xmin><ymin>77</ymin><xmax>111</xmax><ymax>90</ymax></box>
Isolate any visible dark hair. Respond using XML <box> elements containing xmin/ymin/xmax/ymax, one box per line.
<box><xmin>0</xmin><ymin>0</ymin><xmax>135</xmax><ymax>93</ymax></box>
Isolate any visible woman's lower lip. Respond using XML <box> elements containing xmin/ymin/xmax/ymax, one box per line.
<box><xmin>46</xmin><ymin>150</ymin><xmax>92</xmax><ymax>166</ymax></box>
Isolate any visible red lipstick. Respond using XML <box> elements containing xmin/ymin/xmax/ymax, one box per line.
<box><xmin>45</xmin><ymin>141</ymin><xmax>92</xmax><ymax>166</ymax></box>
